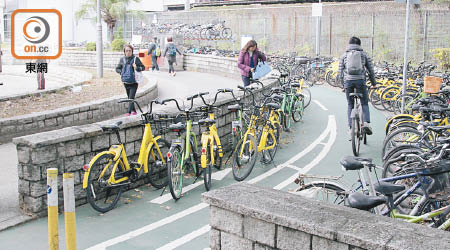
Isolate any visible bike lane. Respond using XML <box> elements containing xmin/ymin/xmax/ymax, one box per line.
<box><xmin>0</xmin><ymin>85</ymin><xmax>387</xmax><ymax>250</ymax></box>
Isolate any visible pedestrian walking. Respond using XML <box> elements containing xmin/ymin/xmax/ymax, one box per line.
<box><xmin>338</xmin><ymin>36</ymin><xmax>377</xmax><ymax>138</ymax></box>
<box><xmin>116</xmin><ymin>44</ymin><xmax>145</xmax><ymax>116</ymax></box>
<box><xmin>237</xmin><ymin>40</ymin><xmax>266</xmax><ymax>87</ymax></box>
<box><xmin>163</xmin><ymin>37</ymin><xmax>182</xmax><ymax>77</ymax></box>
<box><xmin>147</xmin><ymin>37</ymin><xmax>161</xmax><ymax>72</ymax></box>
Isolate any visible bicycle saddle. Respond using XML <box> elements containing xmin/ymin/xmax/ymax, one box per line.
<box><xmin>198</xmin><ymin>118</ymin><xmax>216</xmax><ymax>126</ymax></box>
<box><xmin>265</xmin><ymin>103</ymin><xmax>281</xmax><ymax>110</ymax></box>
<box><xmin>100</xmin><ymin>121</ymin><xmax>123</xmax><ymax>132</ymax></box>
<box><xmin>280</xmin><ymin>73</ymin><xmax>289</xmax><ymax>78</ymax></box>
<box><xmin>340</xmin><ymin>156</ymin><xmax>372</xmax><ymax>171</ymax></box>
<box><xmin>349</xmin><ymin>93</ymin><xmax>363</xmax><ymax>98</ymax></box>
<box><xmin>227</xmin><ymin>104</ymin><xmax>241</xmax><ymax>111</ymax></box>
<box><xmin>295</xmin><ymin>93</ymin><xmax>304</xmax><ymax>98</ymax></box>
<box><xmin>348</xmin><ymin>192</ymin><xmax>386</xmax><ymax>211</ymax></box>
<box><xmin>271</xmin><ymin>94</ymin><xmax>283</xmax><ymax>102</ymax></box>
<box><xmin>374</xmin><ymin>182</ymin><xmax>405</xmax><ymax>195</ymax></box>
<box><xmin>169</xmin><ymin>122</ymin><xmax>186</xmax><ymax>131</ymax></box>
<box><xmin>290</xmin><ymin>83</ymin><xmax>300</xmax><ymax>88</ymax></box>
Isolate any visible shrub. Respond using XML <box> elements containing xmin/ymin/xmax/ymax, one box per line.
<box><xmin>86</xmin><ymin>42</ymin><xmax>96</xmax><ymax>51</ymax></box>
<box><xmin>112</xmin><ymin>39</ymin><xmax>126</xmax><ymax>52</ymax></box>
<box><xmin>431</xmin><ymin>48</ymin><xmax>450</xmax><ymax>71</ymax></box>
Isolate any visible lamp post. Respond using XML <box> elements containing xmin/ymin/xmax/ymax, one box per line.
<box><xmin>96</xmin><ymin>0</ymin><xmax>103</xmax><ymax>78</ymax></box>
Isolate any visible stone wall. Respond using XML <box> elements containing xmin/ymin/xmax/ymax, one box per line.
<box><xmin>183</xmin><ymin>54</ymin><xmax>240</xmax><ymax>79</ymax></box>
<box><xmin>202</xmin><ymin>183</ymin><xmax>450</xmax><ymax>250</ymax></box>
<box><xmin>0</xmin><ymin>81</ymin><xmax>157</xmax><ymax>143</ymax></box>
<box><xmin>12</xmin><ymin>76</ymin><xmax>277</xmax><ymax>217</ymax></box>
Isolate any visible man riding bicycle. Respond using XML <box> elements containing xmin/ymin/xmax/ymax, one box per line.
<box><xmin>338</xmin><ymin>36</ymin><xmax>377</xmax><ymax>138</ymax></box>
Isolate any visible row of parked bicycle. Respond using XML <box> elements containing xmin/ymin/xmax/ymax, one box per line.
<box><xmin>82</xmin><ymin>71</ymin><xmax>310</xmax><ymax>213</ymax></box>
<box><xmin>135</xmin><ymin>20</ymin><xmax>233</xmax><ymax>41</ymax></box>
<box><xmin>293</xmin><ymin>63</ymin><xmax>450</xmax><ymax>230</ymax></box>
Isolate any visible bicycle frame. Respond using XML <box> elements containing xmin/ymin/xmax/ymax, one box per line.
<box><xmin>200</xmin><ymin>112</ymin><xmax>223</xmax><ymax>168</ymax></box>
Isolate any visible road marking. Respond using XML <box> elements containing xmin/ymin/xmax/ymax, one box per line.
<box><xmin>150</xmin><ymin>168</ymin><xmax>231</xmax><ymax>204</ymax></box>
<box><xmin>155</xmin><ymin>225</ymin><xmax>211</xmax><ymax>250</ymax></box>
<box><xmin>85</xmin><ymin>203</ymin><xmax>209</xmax><ymax>250</ymax></box>
<box><xmin>273</xmin><ymin>116</ymin><xmax>337</xmax><ymax>190</ymax></box>
<box><xmin>285</xmin><ymin>165</ymin><xmax>302</xmax><ymax>171</ymax></box>
<box><xmin>313</xmin><ymin>100</ymin><xmax>328</xmax><ymax>111</ymax></box>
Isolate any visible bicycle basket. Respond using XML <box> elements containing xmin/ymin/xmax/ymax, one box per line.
<box><xmin>416</xmin><ymin>160</ymin><xmax>450</xmax><ymax>199</ymax></box>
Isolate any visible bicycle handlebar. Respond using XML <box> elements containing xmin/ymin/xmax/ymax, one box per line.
<box><xmin>161</xmin><ymin>98</ymin><xmax>183</xmax><ymax>111</ymax></box>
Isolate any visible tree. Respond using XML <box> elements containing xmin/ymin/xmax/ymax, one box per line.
<box><xmin>76</xmin><ymin>0</ymin><xmax>141</xmax><ymax>43</ymax></box>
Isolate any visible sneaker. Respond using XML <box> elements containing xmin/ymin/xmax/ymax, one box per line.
<box><xmin>131</xmin><ymin>111</ymin><xmax>137</xmax><ymax>116</ymax></box>
<box><xmin>362</xmin><ymin>122</ymin><xmax>373</xmax><ymax>135</ymax></box>
<box><xmin>173</xmin><ymin>72</ymin><xmax>176</xmax><ymax>77</ymax></box>
<box><xmin>125</xmin><ymin>113</ymin><xmax>130</xmax><ymax>117</ymax></box>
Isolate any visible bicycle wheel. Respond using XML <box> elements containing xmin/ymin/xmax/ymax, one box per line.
<box><xmin>203</xmin><ymin>143</ymin><xmax>212</xmax><ymax>191</ymax></box>
<box><xmin>282</xmin><ymin>110</ymin><xmax>291</xmax><ymax>130</ymax></box>
<box><xmin>167</xmin><ymin>146</ymin><xmax>183</xmax><ymax>200</ymax></box>
<box><xmin>231</xmin><ymin>123</ymin><xmax>242</xmax><ymax>151</ymax></box>
<box><xmin>232</xmin><ymin>134</ymin><xmax>258</xmax><ymax>181</ymax></box>
<box><xmin>221</xmin><ymin>28</ymin><xmax>232</xmax><ymax>39</ymax></box>
<box><xmin>262</xmin><ymin>124</ymin><xmax>281</xmax><ymax>163</ymax></box>
<box><xmin>86</xmin><ymin>153</ymin><xmax>124</xmax><ymax>213</ymax></box>
<box><xmin>147</xmin><ymin>139</ymin><xmax>170</xmax><ymax>189</ymax></box>
<box><xmin>381</xmin><ymin>128</ymin><xmax>422</xmax><ymax>159</ymax></box>
<box><xmin>351</xmin><ymin>116</ymin><xmax>361</xmax><ymax>156</ymax></box>
<box><xmin>301</xmin><ymin>87</ymin><xmax>312</xmax><ymax>108</ymax></box>
<box><xmin>291</xmin><ymin>96</ymin><xmax>304</xmax><ymax>122</ymax></box>
<box><xmin>295</xmin><ymin>182</ymin><xmax>346</xmax><ymax>205</ymax></box>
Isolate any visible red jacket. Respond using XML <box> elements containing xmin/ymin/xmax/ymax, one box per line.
<box><xmin>237</xmin><ymin>49</ymin><xmax>266</xmax><ymax>77</ymax></box>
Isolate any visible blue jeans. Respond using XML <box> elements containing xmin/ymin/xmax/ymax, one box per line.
<box><xmin>345</xmin><ymin>79</ymin><xmax>370</xmax><ymax>128</ymax></box>
<box><xmin>151</xmin><ymin>55</ymin><xmax>159</xmax><ymax>71</ymax></box>
<box><xmin>241</xmin><ymin>72</ymin><xmax>253</xmax><ymax>87</ymax></box>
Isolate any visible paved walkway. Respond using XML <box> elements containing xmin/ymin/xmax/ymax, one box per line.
<box><xmin>0</xmin><ymin>65</ymin><xmax>92</xmax><ymax>99</ymax></box>
<box><xmin>0</xmin><ymin>69</ymin><xmax>241</xmax><ymax>231</ymax></box>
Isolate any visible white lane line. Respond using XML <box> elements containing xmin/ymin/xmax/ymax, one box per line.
<box><xmin>150</xmin><ymin>168</ymin><xmax>231</xmax><ymax>204</ymax></box>
<box><xmin>285</xmin><ymin>165</ymin><xmax>302</xmax><ymax>171</ymax></box>
<box><xmin>283</xmin><ymin>115</ymin><xmax>334</xmax><ymax>166</ymax></box>
<box><xmin>313</xmin><ymin>100</ymin><xmax>328</xmax><ymax>111</ymax></box>
<box><xmin>155</xmin><ymin>225</ymin><xmax>211</xmax><ymax>250</ymax></box>
<box><xmin>273</xmin><ymin>116</ymin><xmax>337</xmax><ymax>190</ymax></box>
<box><xmin>85</xmin><ymin>203</ymin><xmax>209</xmax><ymax>250</ymax></box>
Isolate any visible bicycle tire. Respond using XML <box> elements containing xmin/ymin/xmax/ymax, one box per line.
<box><xmin>86</xmin><ymin>153</ymin><xmax>124</xmax><ymax>213</ymax></box>
<box><xmin>168</xmin><ymin>146</ymin><xmax>183</xmax><ymax>200</ymax></box>
<box><xmin>232</xmin><ymin>134</ymin><xmax>258</xmax><ymax>181</ymax></box>
<box><xmin>262</xmin><ymin>124</ymin><xmax>281</xmax><ymax>163</ymax></box>
<box><xmin>382</xmin><ymin>145</ymin><xmax>424</xmax><ymax>177</ymax></box>
<box><xmin>291</xmin><ymin>96</ymin><xmax>304</xmax><ymax>122</ymax></box>
<box><xmin>147</xmin><ymin>139</ymin><xmax>170</xmax><ymax>189</ymax></box>
<box><xmin>213</xmin><ymin>142</ymin><xmax>223</xmax><ymax>170</ymax></box>
<box><xmin>381</xmin><ymin>127</ymin><xmax>422</xmax><ymax>159</ymax></box>
<box><xmin>380</xmin><ymin>86</ymin><xmax>399</xmax><ymax>112</ymax></box>
<box><xmin>302</xmin><ymin>87</ymin><xmax>312</xmax><ymax>108</ymax></box>
<box><xmin>203</xmin><ymin>143</ymin><xmax>212</xmax><ymax>191</ymax></box>
<box><xmin>369</xmin><ymin>89</ymin><xmax>385</xmax><ymax>111</ymax></box>
<box><xmin>221</xmin><ymin>28</ymin><xmax>232</xmax><ymax>39</ymax></box>
<box><xmin>351</xmin><ymin>117</ymin><xmax>361</xmax><ymax>156</ymax></box>
<box><xmin>295</xmin><ymin>182</ymin><xmax>346</xmax><ymax>205</ymax></box>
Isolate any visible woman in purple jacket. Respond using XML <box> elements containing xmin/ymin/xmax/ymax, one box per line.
<box><xmin>237</xmin><ymin>40</ymin><xmax>266</xmax><ymax>86</ymax></box>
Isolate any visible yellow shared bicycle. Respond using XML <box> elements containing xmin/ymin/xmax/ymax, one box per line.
<box><xmin>232</xmin><ymin>86</ymin><xmax>282</xmax><ymax>181</ymax></box>
<box><xmin>82</xmin><ymin>99</ymin><xmax>170</xmax><ymax>213</ymax></box>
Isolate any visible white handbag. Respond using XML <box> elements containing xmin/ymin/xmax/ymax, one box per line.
<box><xmin>133</xmin><ymin>57</ymin><xmax>144</xmax><ymax>84</ymax></box>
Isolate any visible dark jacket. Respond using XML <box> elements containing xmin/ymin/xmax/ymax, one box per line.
<box><xmin>147</xmin><ymin>42</ymin><xmax>158</xmax><ymax>57</ymax></box>
<box><xmin>237</xmin><ymin>49</ymin><xmax>266</xmax><ymax>77</ymax></box>
<box><xmin>116</xmin><ymin>55</ymin><xmax>145</xmax><ymax>83</ymax></box>
<box><xmin>338</xmin><ymin>44</ymin><xmax>377</xmax><ymax>86</ymax></box>
<box><xmin>163</xmin><ymin>42</ymin><xmax>182</xmax><ymax>63</ymax></box>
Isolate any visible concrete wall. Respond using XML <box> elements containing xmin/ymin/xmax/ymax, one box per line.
<box><xmin>184</xmin><ymin>53</ymin><xmax>240</xmax><ymax>79</ymax></box>
<box><xmin>203</xmin><ymin>183</ymin><xmax>450</xmax><ymax>250</ymax></box>
<box><xmin>0</xmin><ymin>81</ymin><xmax>158</xmax><ymax>143</ymax></box>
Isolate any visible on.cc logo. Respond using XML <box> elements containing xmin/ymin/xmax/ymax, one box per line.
<box><xmin>23</xmin><ymin>16</ymin><xmax>50</xmax><ymax>44</ymax></box>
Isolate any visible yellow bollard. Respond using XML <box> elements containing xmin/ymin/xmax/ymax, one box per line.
<box><xmin>63</xmin><ymin>173</ymin><xmax>77</xmax><ymax>250</ymax></box>
<box><xmin>47</xmin><ymin>168</ymin><xmax>59</xmax><ymax>250</ymax></box>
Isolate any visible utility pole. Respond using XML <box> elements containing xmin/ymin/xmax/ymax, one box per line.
<box><xmin>96</xmin><ymin>0</ymin><xmax>103</xmax><ymax>78</ymax></box>
<box><xmin>401</xmin><ymin>0</ymin><xmax>411</xmax><ymax>113</ymax></box>
<box><xmin>314</xmin><ymin>0</ymin><xmax>322</xmax><ymax>56</ymax></box>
